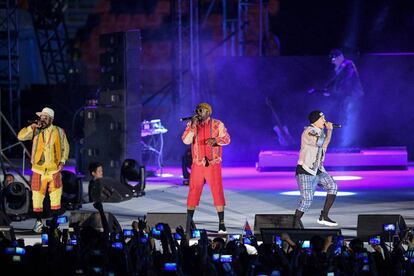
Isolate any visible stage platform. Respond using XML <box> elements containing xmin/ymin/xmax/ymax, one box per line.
<box><xmin>9</xmin><ymin>165</ymin><xmax>414</xmax><ymax>244</ymax></box>
<box><xmin>257</xmin><ymin>147</ymin><xmax>408</xmax><ymax>171</ymax></box>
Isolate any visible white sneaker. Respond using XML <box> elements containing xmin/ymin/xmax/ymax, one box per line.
<box><xmin>316</xmin><ymin>217</ymin><xmax>338</xmax><ymax>227</ymax></box>
<box><xmin>33</xmin><ymin>220</ymin><xmax>44</xmax><ymax>233</ymax></box>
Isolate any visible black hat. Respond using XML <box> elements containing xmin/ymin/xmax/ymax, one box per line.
<box><xmin>308</xmin><ymin>110</ymin><xmax>324</xmax><ymax>124</ymax></box>
<box><xmin>329</xmin><ymin>49</ymin><xmax>343</xmax><ymax>58</ymax></box>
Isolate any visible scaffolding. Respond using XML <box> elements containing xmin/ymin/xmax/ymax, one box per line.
<box><xmin>238</xmin><ymin>0</ymin><xmax>269</xmax><ymax>56</ymax></box>
<box><xmin>0</xmin><ymin>0</ymin><xmax>20</xmax><ymax>126</ymax></box>
<box><xmin>28</xmin><ymin>0</ymin><xmax>72</xmax><ymax>85</ymax></box>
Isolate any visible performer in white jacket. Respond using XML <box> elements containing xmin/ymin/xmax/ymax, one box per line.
<box><xmin>293</xmin><ymin>110</ymin><xmax>338</xmax><ymax>227</ymax></box>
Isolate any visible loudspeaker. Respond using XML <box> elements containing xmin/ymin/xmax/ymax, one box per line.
<box><xmin>89</xmin><ymin>177</ymin><xmax>132</xmax><ymax>203</ymax></box>
<box><xmin>146</xmin><ymin>213</ymin><xmax>187</xmax><ymax>232</ymax></box>
<box><xmin>81</xmin><ymin>30</ymin><xmax>142</xmax><ymax>178</ymax></box>
<box><xmin>357</xmin><ymin>214</ymin><xmax>407</xmax><ymax>241</ymax></box>
<box><xmin>69</xmin><ymin>211</ymin><xmax>122</xmax><ymax>233</ymax></box>
<box><xmin>0</xmin><ymin>226</ymin><xmax>16</xmax><ymax>240</ymax></box>
<box><xmin>254</xmin><ymin>214</ymin><xmax>303</xmax><ymax>235</ymax></box>
<box><xmin>260</xmin><ymin>228</ymin><xmax>342</xmax><ymax>244</ymax></box>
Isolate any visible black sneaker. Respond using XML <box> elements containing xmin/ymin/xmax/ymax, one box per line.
<box><xmin>317</xmin><ymin>213</ymin><xmax>338</xmax><ymax>227</ymax></box>
<box><xmin>218</xmin><ymin>224</ymin><xmax>227</xmax><ymax>234</ymax></box>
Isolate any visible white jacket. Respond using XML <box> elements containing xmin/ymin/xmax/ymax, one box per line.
<box><xmin>297</xmin><ymin>125</ymin><xmax>332</xmax><ymax>175</ymax></box>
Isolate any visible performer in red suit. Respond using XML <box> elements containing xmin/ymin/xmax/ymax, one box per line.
<box><xmin>182</xmin><ymin>102</ymin><xmax>231</xmax><ymax>234</ymax></box>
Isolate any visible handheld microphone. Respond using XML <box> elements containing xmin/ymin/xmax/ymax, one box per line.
<box><xmin>180</xmin><ymin>115</ymin><xmax>199</xmax><ymax>122</ymax></box>
<box><xmin>28</xmin><ymin>119</ymin><xmax>39</xmax><ymax>124</ymax></box>
<box><xmin>332</xmin><ymin>123</ymin><xmax>342</xmax><ymax>128</ymax></box>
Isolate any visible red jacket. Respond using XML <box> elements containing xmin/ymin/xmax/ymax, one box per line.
<box><xmin>182</xmin><ymin>118</ymin><xmax>230</xmax><ymax>166</ymax></box>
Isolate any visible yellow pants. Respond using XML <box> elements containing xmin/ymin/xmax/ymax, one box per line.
<box><xmin>31</xmin><ymin>172</ymin><xmax>62</xmax><ymax>212</ymax></box>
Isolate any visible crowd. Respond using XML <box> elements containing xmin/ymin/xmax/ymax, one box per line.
<box><xmin>0</xmin><ymin>202</ymin><xmax>413</xmax><ymax>275</ymax></box>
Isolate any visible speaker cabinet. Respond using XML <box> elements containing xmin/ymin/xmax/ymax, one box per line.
<box><xmin>254</xmin><ymin>214</ymin><xmax>303</xmax><ymax>235</ymax></box>
<box><xmin>146</xmin><ymin>213</ymin><xmax>187</xmax><ymax>232</ymax></box>
<box><xmin>260</xmin><ymin>228</ymin><xmax>342</xmax><ymax>244</ymax></box>
<box><xmin>69</xmin><ymin>211</ymin><xmax>122</xmax><ymax>233</ymax></box>
<box><xmin>357</xmin><ymin>214</ymin><xmax>406</xmax><ymax>241</ymax></box>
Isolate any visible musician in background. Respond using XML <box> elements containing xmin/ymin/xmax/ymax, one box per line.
<box><xmin>325</xmin><ymin>49</ymin><xmax>364</xmax><ymax>147</ymax></box>
<box><xmin>182</xmin><ymin>103</ymin><xmax>231</xmax><ymax>235</ymax></box>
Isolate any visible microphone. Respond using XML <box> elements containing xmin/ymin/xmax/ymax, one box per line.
<box><xmin>180</xmin><ymin>115</ymin><xmax>199</xmax><ymax>122</ymax></box>
<box><xmin>28</xmin><ymin>119</ymin><xmax>39</xmax><ymax>124</ymax></box>
<box><xmin>332</xmin><ymin>123</ymin><xmax>342</xmax><ymax>128</ymax></box>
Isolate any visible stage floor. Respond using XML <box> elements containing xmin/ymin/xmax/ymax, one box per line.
<box><xmin>11</xmin><ymin>166</ymin><xmax>414</xmax><ymax>242</ymax></box>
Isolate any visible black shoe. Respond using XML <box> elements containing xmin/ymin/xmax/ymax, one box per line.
<box><xmin>218</xmin><ymin>224</ymin><xmax>227</xmax><ymax>234</ymax></box>
<box><xmin>317</xmin><ymin>212</ymin><xmax>338</xmax><ymax>227</ymax></box>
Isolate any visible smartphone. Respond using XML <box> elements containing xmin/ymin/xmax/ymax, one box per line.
<box><xmin>192</xmin><ymin>229</ymin><xmax>201</xmax><ymax>239</ymax></box>
<box><xmin>212</xmin><ymin>253</ymin><xmax>220</xmax><ymax>262</ymax></box>
<box><xmin>15</xmin><ymin>247</ymin><xmax>25</xmax><ymax>255</ymax></box>
<box><xmin>335</xmin><ymin>236</ymin><xmax>344</xmax><ymax>255</ymax></box>
<box><xmin>57</xmin><ymin>215</ymin><xmax>68</xmax><ymax>224</ymax></box>
<box><xmin>243</xmin><ymin>236</ymin><xmax>252</xmax><ymax>245</ymax></box>
<box><xmin>92</xmin><ymin>267</ymin><xmax>103</xmax><ymax>273</ymax></box>
<box><xmin>123</xmin><ymin>229</ymin><xmax>133</xmax><ymax>238</ymax></box>
<box><xmin>228</xmin><ymin>234</ymin><xmax>240</xmax><ymax>241</ymax></box>
<box><xmin>274</xmin><ymin>235</ymin><xmax>282</xmax><ymax>247</ymax></box>
<box><xmin>220</xmin><ymin>255</ymin><xmax>232</xmax><ymax>263</ymax></box>
<box><xmin>65</xmin><ymin>245</ymin><xmax>74</xmax><ymax>252</ymax></box>
<box><xmin>12</xmin><ymin>255</ymin><xmax>21</xmax><ymax>262</ymax></box>
<box><xmin>383</xmin><ymin>223</ymin><xmax>396</xmax><ymax>232</ymax></box>
<box><xmin>111</xmin><ymin>242</ymin><xmax>123</xmax><ymax>249</ymax></box>
<box><xmin>356</xmin><ymin>252</ymin><xmax>369</xmax><ymax>264</ymax></box>
<box><xmin>174</xmin><ymin>232</ymin><xmax>182</xmax><ymax>240</ymax></box>
<box><xmin>140</xmin><ymin>233</ymin><xmax>149</xmax><ymax>243</ymax></box>
<box><xmin>302</xmin><ymin>240</ymin><xmax>310</xmax><ymax>249</ymax></box>
<box><xmin>327</xmin><ymin>272</ymin><xmax>334</xmax><ymax>276</ymax></box>
<box><xmin>369</xmin><ymin>236</ymin><xmax>380</xmax><ymax>245</ymax></box>
<box><xmin>155</xmin><ymin>223</ymin><xmax>164</xmax><ymax>231</ymax></box>
<box><xmin>164</xmin><ymin>263</ymin><xmax>177</xmax><ymax>271</ymax></box>
<box><xmin>41</xmin><ymin>233</ymin><xmax>48</xmax><ymax>246</ymax></box>
<box><xmin>151</xmin><ymin>227</ymin><xmax>161</xmax><ymax>237</ymax></box>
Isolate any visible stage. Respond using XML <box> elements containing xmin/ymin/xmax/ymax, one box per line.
<box><xmin>10</xmin><ymin>166</ymin><xmax>414</xmax><ymax>243</ymax></box>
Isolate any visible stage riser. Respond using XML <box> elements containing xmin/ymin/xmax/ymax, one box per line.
<box><xmin>257</xmin><ymin>147</ymin><xmax>407</xmax><ymax>171</ymax></box>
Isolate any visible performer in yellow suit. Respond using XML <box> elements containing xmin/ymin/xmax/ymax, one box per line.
<box><xmin>18</xmin><ymin>107</ymin><xmax>69</xmax><ymax>233</ymax></box>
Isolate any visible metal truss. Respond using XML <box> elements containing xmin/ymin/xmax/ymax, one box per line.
<box><xmin>28</xmin><ymin>0</ymin><xmax>72</xmax><ymax>85</ymax></box>
<box><xmin>0</xmin><ymin>0</ymin><xmax>20</xmax><ymax>126</ymax></box>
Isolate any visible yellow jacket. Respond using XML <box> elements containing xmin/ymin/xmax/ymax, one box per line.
<box><xmin>18</xmin><ymin>124</ymin><xmax>70</xmax><ymax>176</ymax></box>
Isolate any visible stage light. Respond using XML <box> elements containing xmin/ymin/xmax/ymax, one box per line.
<box><xmin>333</xmin><ymin>176</ymin><xmax>362</xmax><ymax>181</ymax></box>
<box><xmin>121</xmin><ymin>159</ymin><xmax>146</xmax><ymax>197</ymax></box>
<box><xmin>2</xmin><ymin>182</ymin><xmax>30</xmax><ymax>220</ymax></box>
<box><xmin>280</xmin><ymin>191</ymin><xmax>356</xmax><ymax>197</ymax></box>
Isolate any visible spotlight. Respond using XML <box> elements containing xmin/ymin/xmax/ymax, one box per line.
<box><xmin>2</xmin><ymin>182</ymin><xmax>30</xmax><ymax>221</ymax></box>
<box><xmin>120</xmin><ymin>159</ymin><xmax>146</xmax><ymax>197</ymax></box>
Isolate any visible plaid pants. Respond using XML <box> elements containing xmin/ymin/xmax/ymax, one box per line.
<box><xmin>296</xmin><ymin>172</ymin><xmax>337</xmax><ymax>213</ymax></box>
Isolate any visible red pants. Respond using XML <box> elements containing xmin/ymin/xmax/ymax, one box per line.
<box><xmin>187</xmin><ymin>163</ymin><xmax>226</xmax><ymax>207</ymax></box>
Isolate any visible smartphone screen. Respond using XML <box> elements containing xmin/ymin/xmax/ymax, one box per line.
<box><xmin>41</xmin><ymin>233</ymin><xmax>48</xmax><ymax>246</ymax></box>
<box><xmin>220</xmin><ymin>255</ymin><xmax>232</xmax><ymax>263</ymax></box>
<box><xmin>275</xmin><ymin>236</ymin><xmax>282</xmax><ymax>247</ymax></box>
<box><xmin>123</xmin><ymin>229</ymin><xmax>133</xmax><ymax>238</ymax></box>
<box><xmin>57</xmin><ymin>215</ymin><xmax>68</xmax><ymax>224</ymax></box>
<box><xmin>302</xmin><ymin>240</ymin><xmax>310</xmax><ymax>249</ymax></box>
<box><xmin>228</xmin><ymin>234</ymin><xmax>240</xmax><ymax>241</ymax></box>
<box><xmin>243</xmin><ymin>237</ymin><xmax>251</xmax><ymax>245</ymax></box>
<box><xmin>164</xmin><ymin>263</ymin><xmax>177</xmax><ymax>271</ymax></box>
<box><xmin>192</xmin><ymin>229</ymin><xmax>201</xmax><ymax>238</ymax></box>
